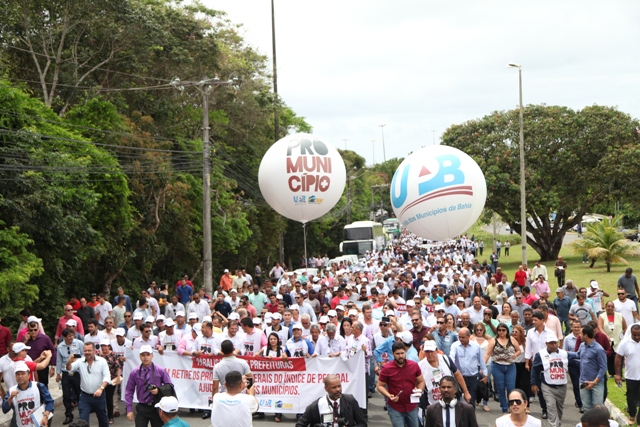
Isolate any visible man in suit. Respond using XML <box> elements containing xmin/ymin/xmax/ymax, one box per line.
<box><xmin>424</xmin><ymin>376</ymin><xmax>478</xmax><ymax>427</ymax></box>
<box><xmin>296</xmin><ymin>374</ymin><xmax>367</xmax><ymax>427</ymax></box>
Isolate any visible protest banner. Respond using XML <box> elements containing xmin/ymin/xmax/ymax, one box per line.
<box><xmin>122</xmin><ymin>349</ymin><xmax>366</xmax><ymax>413</ymax></box>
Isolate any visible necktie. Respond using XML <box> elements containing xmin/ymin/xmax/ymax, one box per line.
<box><xmin>445</xmin><ymin>404</ymin><xmax>451</xmax><ymax>427</ymax></box>
<box><xmin>333</xmin><ymin>400</ymin><xmax>339</xmax><ymax>425</ymax></box>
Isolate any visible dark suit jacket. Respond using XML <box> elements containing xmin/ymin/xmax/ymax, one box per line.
<box><xmin>399</xmin><ymin>287</ymin><xmax>416</xmax><ymax>301</ymax></box>
<box><xmin>295</xmin><ymin>393</ymin><xmax>367</xmax><ymax>427</ymax></box>
<box><xmin>424</xmin><ymin>400</ymin><xmax>478</xmax><ymax>427</ymax></box>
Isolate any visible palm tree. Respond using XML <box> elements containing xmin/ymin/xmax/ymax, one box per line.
<box><xmin>571</xmin><ymin>216</ymin><xmax>639</xmax><ymax>272</ymax></box>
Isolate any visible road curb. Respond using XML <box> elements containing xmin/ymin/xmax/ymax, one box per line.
<box><xmin>606</xmin><ymin>398</ymin><xmax>629</xmax><ymax>427</ymax></box>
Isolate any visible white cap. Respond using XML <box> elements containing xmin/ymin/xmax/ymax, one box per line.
<box><xmin>13</xmin><ymin>361</ymin><xmax>30</xmax><ymax>372</ymax></box>
<box><xmin>252</xmin><ymin>318</ymin><xmax>262</xmax><ymax>325</ymax></box>
<box><xmin>229</xmin><ymin>288</ymin><xmax>237</xmax><ymax>293</ymax></box>
<box><xmin>434</xmin><ymin>304</ymin><xmax>445</xmax><ymax>311</ymax></box>
<box><xmin>115</xmin><ymin>328</ymin><xmax>126</xmax><ymax>336</ymax></box>
<box><xmin>164</xmin><ymin>318</ymin><xmax>175</xmax><ymax>327</ymax></box>
<box><xmin>133</xmin><ymin>313</ymin><xmax>144</xmax><ymax>321</ymax></box>
<box><xmin>328</xmin><ymin>310</ymin><xmax>338</xmax><ymax>317</ymax></box>
<box><xmin>27</xmin><ymin>316</ymin><xmax>42</xmax><ymax>323</ymax></box>
<box><xmin>192</xmin><ymin>324</ymin><xmax>202</xmax><ymax>333</ymax></box>
<box><xmin>335</xmin><ymin>305</ymin><xmax>345</xmax><ymax>311</ymax></box>
<box><xmin>313</xmin><ymin>277</ymin><xmax>320</xmax><ymax>283</ymax></box>
<box><xmin>224</xmin><ymin>269</ymin><xmax>229</xmax><ymax>273</ymax></box>
<box><xmin>399</xmin><ymin>331</ymin><xmax>413</xmax><ymax>345</ymax></box>
<box><xmin>289</xmin><ymin>304</ymin><xmax>300</xmax><ymax>310</ymax></box>
<box><xmin>456</xmin><ymin>297</ymin><xmax>465</xmax><ymax>303</ymax></box>
<box><xmin>348</xmin><ymin>309</ymin><xmax>358</xmax><ymax>316</ymax></box>
<box><xmin>271</xmin><ymin>313</ymin><xmax>282</xmax><ymax>320</ymax></box>
<box><xmin>319</xmin><ymin>315</ymin><xmax>329</xmax><ymax>323</ymax></box>
<box><xmin>155</xmin><ymin>396</ymin><xmax>179</xmax><ymax>413</ymax></box>
<box><xmin>145</xmin><ymin>316</ymin><xmax>155</xmax><ymax>323</ymax></box>
<box><xmin>228</xmin><ymin>313</ymin><xmax>240</xmax><ymax>320</ymax></box>
<box><xmin>139</xmin><ymin>345</ymin><xmax>153</xmax><ymax>354</ymax></box>
<box><xmin>264</xmin><ymin>313</ymin><xmax>273</xmax><ymax>322</ymax></box>
<box><xmin>188</xmin><ymin>312</ymin><xmax>198</xmax><ymax>320</ymax></box>
<box><xmin>156</xmin><ymin>315</ymin><xmax>166</xmax><ymax>321</ymax></box>
<box><xmin>66</xmin><ymin>319</ymin><xmax>77</xmax><ymax>326</ymax></box>
<box><xmin>546</xmin><ymin>335</ymin><xmax>559</xmax><ymax>343</ymax></box>
<box><xmin>406</xmin><ymin>300</ymin><xmax>416</xmax><ymax>307</ymax></box>
<box><xmin>175</xmin><ymin>311</ymin><xmax>185</xmax><ymax>317</ymax></box>
<box><xmin>276</xmin><ymin>294</ymin><xmax>283</xmax><ymax>300</ymax></box>
<box><xmin>423</xmin><ymin>340</ymin><xmax>437</xmax><ymax>352</ymax></box>
<box><xmin>99</xmin><ymin>339</ymin><xmax>111</xmax><ymax>347</ymax></box>
<box><xmin>590</xmin><ymin>281</ymin><xmax>599</xmax><ymax>288</ymax></box>
<box><xmin>13</xmin><ymin>343</ymin><xmax>31</xmax><ymax>353</ymax></box>
<box><xmin>362</xmin><ymin>278</ymin><xmax>368</xmax><ymax>283</ymax></box>
<box><xmin>203</xmin><ymin>315</ymin><xmax>212</xmax><ymax>323</ymax></box>
<box><xmin>292</xmin><ymin>323</ymin><xmax>303</xmax><ymax>330</ymax></box>
<box><xmin>385</xmin><ymin>310</ymin><xmax>395</xmax><ymax>317</ymax></box>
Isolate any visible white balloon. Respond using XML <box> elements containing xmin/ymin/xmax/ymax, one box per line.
<box><xmin>258</xmin><ymin>133</ymin><xmax>346</xmax><ymax>223</ymax></box>
<box><xmin>390</xmin><ymin>145</ymin><xmax>487</xmax><ymax>240</ymax></box>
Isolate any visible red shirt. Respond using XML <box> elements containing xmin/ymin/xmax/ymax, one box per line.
<box><xmin>0</xmin><ymin>325</ymin><xmax>12</xmax><ymax>357</ymax></box>
<box><xmin>265</xmin><ymin>302</ymin><xmax>279</xmax><ymax>313</ymax></box>
<box><xmin>66</xmin><ymin>300</ymin><xmax>81</xmax><ymax>311</ymax></box>
<box><xmin>378</xmin><ymin>359</ymin><xmax>422</xmax><ymax>413</ymax></box>
<box><xmin>514</xmin><ymin>270</ymin><xmax>527</xmax><ymax>286</ymax></box>
<box><xmin>175</xmin><ymin>280</ymin><xmax>194</xmax><ymax>289</ymax></box>
<box><xmin>55</xmin><ymin>315</ymin><xmax>85</xmax><ymax>339</ymax></box>
<box><xmin>523</xmin><ymin>294</ymin><xmax>538</xmax><ymax>306</ymax></box>
<box><xmin>13</xmin><ymin>358</ymin><xmax>38</xmax><ymax>381</ymax></box>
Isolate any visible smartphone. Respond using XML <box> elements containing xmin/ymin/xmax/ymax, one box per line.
<box><xmin>73</xmin><ymin>354</ymin><xmax>83</xmax><ymax>358</ymax></box>
<box><xmin>580</xmin><ymin>383</ymin><xmax>588</xmax><ymax>389</ymax></box>
<box><xmin>246</xmin><ymin>377</ymin><xmax>254</xmax><ymax>389</ymax></box>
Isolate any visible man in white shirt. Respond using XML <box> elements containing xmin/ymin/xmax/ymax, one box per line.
<box><xmin>84</xmin><ymin>319</ymin><xmax>109</xmax><ymax>347</ymax></box>
<box><xmin>164</xmin><ymin>295</ymin><xmax>185</xmax><ymax>320</ymax></box>
<box><xmin>465</xmin><ymin>297</ymin><xmax>485</xmax><ymax>324</ymax></box>
<box><xmin>614</xmin><ymin>290</ymin><xmax>640</xmax><ymax>327</ymax></box>
<box><xmin>211</xmin><ymin>370</ymin><xmax>258</xmax><ymax>427</ymax></box>
<box><xmin>615</xmin><ymin>324</ymin><xmax>640</xmax><ymax>425</ymax></box>
<box><xmin>94</xmin><ymin>294</ymin><xmax>113</xmax><ymax>327</ymax></box>
<box><xmin>188</xmin><ymin>293</ymin><xmax>210</xmax><ymax>322</ymax></box>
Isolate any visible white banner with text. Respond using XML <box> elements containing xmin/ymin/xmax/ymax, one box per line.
<box><xmin>122</xmin><ymin>349</ymin><xmax>366</xmax><ymax>413</ymax></box>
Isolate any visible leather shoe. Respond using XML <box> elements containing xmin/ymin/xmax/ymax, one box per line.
<box><xmin>63</xmin><ymin>417</ymin><xmax>73</xmax><ymax>425</ymax></box>
<box><xmin>113</xmin><ymin>412</ymin><xmax>120</xmax><ymax>418</ymax></box>
<box><xmin>542</xmin><ymin>411</ymin><xmax>548</xmax><ymax>419</ymax></box>
<box><xmin>202</xmin><ymin>412</ymin><xmax>211</xmax><ymax>419</ymax></box>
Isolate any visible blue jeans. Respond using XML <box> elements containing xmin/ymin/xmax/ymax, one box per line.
<box><xmin>367</xmin><ymin>363</ymin><xmax>376</xmax><ymax>392</ymax></box>
<box><xmin>580</xmin><ymin>381</ymin><xmax>605</xmax><ymax>412</ymax></box>
<box><xmin>387</xmin><ymin>406</ymin><xmax>419</xmax><ymax>427</ymax></box>
<box><xmin>492</xmin><ymin>363</ymin><xmax>516</xmax><ymax>413</ymax></box>
<box><xmin>78</xmin><ymin>393</ymin><xmax>109</xmax><ymax>427</ymax></box>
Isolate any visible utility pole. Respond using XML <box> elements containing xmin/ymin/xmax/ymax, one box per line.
<box><xmin>371</xmin><ymin>184</ymin><xmax>390</xmax><ymax>222</ymax></box>
<box><xmin>379</xmin><ymin>125</ymin><xmax>386</xmax><ymax>162</ymax></box>
<box><xmin>370</xmin><ymin>140</ymin><xmax>376</xmax><ymax>165</ymax></box>
<box><xmin>170</xmin><ymin>76</ymin><xmax>236</xmax><ymax>295</ymax></box>
<box><xmin>271</xmin><ymin>0</ymin><xmax>285</xmax><ymax>266</ymax></box>
<box><xmin>342</xmin><ymin>139</ymin><xmax>349</xmax><ymax>150</ymax></box>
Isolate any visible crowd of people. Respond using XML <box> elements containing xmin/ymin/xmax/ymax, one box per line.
<box><xmin>0</xmin><ymin>230</ymin><xmax>638</xmax><ymax>427</ymax></box>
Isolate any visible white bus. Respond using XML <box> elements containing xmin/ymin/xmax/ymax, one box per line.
<box><xmin>339</xmin><ymin>221</ymin><xmax>387</xmax><ymax>257</ymax></box>
<box><xmin>383</xmin><ymin>218</ymin><xmax>401</xmax><ymax>239</ymax></box>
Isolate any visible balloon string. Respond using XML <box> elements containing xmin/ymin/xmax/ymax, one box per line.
<box><xmin>303</xmin><ymin>223</ymin><xmax>307</xmax><ymax>269</ymax></box>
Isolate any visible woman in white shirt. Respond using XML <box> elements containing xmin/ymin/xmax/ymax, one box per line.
<box><xmin>258</xmin><ymin>332</ymin><xmax>287</xmax><ymax>422</ymax></box>
<box><xmin>495</xmin><ymin>389</ymin><xmax>541</xmax><ymax>427</ymax></box>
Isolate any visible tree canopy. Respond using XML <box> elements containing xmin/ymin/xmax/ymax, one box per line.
<box><xmin>442</xmin><ymin>104</ymin><xmax>640</xmax><ymax>261</ymax></box>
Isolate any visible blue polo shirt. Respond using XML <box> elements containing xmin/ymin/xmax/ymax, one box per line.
<box><xmin>176</xmin><ymin>285</ymin><xmax>193</xmax><ymax>304</ymax></box>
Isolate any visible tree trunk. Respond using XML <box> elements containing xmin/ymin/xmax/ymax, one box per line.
<box><xmin>589</xmin><ymin>259</ymin><xmax>596</xmax><ymax>268</ymax></box>
<box><xmin>606</xmin><ymin>262</ymin><xmax>611</xmax><ymax>272</ymax></box>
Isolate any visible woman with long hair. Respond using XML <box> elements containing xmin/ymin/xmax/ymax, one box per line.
<box><xmin>444</xmin><ymin>313</ymin><xmax>457</xmax><ymax>332</ymax></box>
<box><xmin>510</xmin><ymin>325</ymin><xmax>533</xmax><ymax>401</ymax></box>
<box><xmin>258</xmin><ymin>332</ymin><xmax>287</xmax><ymax>422</ymax></box>
<box><xmin>472</xmin><ymin>282</ymin><xmax>485</xmax><ymax>300</ymax></box>
<box><xmin>498</xmin><ymin>303</ymin><xmax>513</xmax><ymax>327</ymax></box>
<box><xmin>340</xmin><ymin>317</ymin><xmax>353</xmax><ymax>339</ymax></box>
<box><xmin>471</xmin><ymin>322</ymin><xmax>493</xmax><ymax>411</ymax></box>
<box><xmin>495</xmin><ymin>389</ymin><xmax>541</xmax><ymax>427</ymax></box>
<box><xmin>486</xmin><ymin>323</ymin><xmax>520</xmax><ymax>414</ymax></box>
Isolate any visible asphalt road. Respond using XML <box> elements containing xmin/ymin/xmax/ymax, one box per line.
<box><xmin>74</xmin><ymin>382</ymin><xmax>584</xmax><ymax>427</ymax></box>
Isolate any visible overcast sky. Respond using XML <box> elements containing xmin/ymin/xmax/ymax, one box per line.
<box><xmin>207</xmin><ymin>1</ymin><xmax>640</xmax><ymax>166</ymax></box>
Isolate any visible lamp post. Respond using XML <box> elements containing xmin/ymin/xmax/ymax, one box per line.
<box><xmin>379</xmin><ymin>124</ymin><xmax>386</xmax><ymax>162</ymax></box>
<box><xmin>508</xmin><ymin>62</ymin><xmax>527</xmax><ymax>266</ymax></box>
<box><xmin>370</xmin><ymin>140</ymin><xmax>376</xmax><ymax>165</ymax></box>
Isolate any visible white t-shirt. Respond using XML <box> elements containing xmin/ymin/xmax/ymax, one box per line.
<box><xmin>95</xmin><ymin>302</ymin><xmax>113</xmax><ymax>325</ymax></box>
<box><xmin>211</xmin><ymin>393</ymin><xmax>258</xmax><ymax>427</ymax></box>
<box><xmin>496</xmin><ymin>414</ymin><xmax>542</xmax><ymax>427</ymax></box>
<box><xmin>614</xmin><ymin>299</ymin><xmax>637</xmax><ymax>327</ymax></box>
<box><xmin>616</xmin><ymin>338</ymin><xmax>640</xmax><ymax>381</ymax></box>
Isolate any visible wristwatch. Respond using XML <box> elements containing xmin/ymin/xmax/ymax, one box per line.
<box><xmin>100</xmin><ymin>385</ymin><xmax>105</xmax><ymax>390</ymax></box>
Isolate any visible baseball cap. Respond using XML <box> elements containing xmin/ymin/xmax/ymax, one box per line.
<box><xmin>272</xmin><ymin>313</ymin><xmax>282</xmax><ymax>320</ymax></box>
<box><xmin>289</xmin><ymin>304</ymin><xmax>300</xmax><ymax>310</ymax></box>
<box><xmin>385</xmin><ymin>310</ymin><xmax>395</xmax><ymax>317</ymax></box>
<box><xmin>328</xmin><ymin>310</ymin><xmax>337</xmax><ymax>317</ymax></box>
<box><xmin>423</xmin><ymin>340</ymin><xmax>437</xmax><ymax>352</ymax></box>
<box><xmin>319</xmin><ymin>316</ymin><xmax>329</xmax><ymax>323</ymax></box>
<box><xmin>164</xmin><ymin>318</ymin><xmax>175</xmax><ymax>327</ymax></box>
<box><xmin>13</xmin><ymin>361</ymin><xmax>30</xmax><ymax>372</ymax></box>
<box><xmin>139</xmin><ymin>345</ymin><xmax>153</xmax><ymax>354</ymax></box>
<box><xmin>348</xmin><ymin>309</ymin><xmax>358</xmax><ymax>316</ymax></box>
<box><xmin>399</xmin><ymin>331</ymin><xmax>413</xmax><ymax>345</ymax></box>
<box><xmin>434</xmin><ymin>304</ymin><xmax>445</xmax><ymax>312</ymax></box>
<box><xmin>456</xmin><ymin>297</ymin><xmax>465</xmax><ymax>303</ymax></box>
<box><xmin>145</xmin><ymin>316</ymin><xmax>155</xmax><ymax>323</ymax></box>
<box><xmin>203</xmin><ymin>315</ymin><xmax>212</xmax><ymax>323</ymax></box>
<box><xmin>175</xmin><ymin>311</ymin><xmax>185</xmax><ymax>317</ymax></box>
<box><xmin>546</xmin><ymin>335</ymin><xmax>559</xmax><ymax>343</ymax></box>
<box><xmin>292</xmin><ymin>323</ymin><xmax>303</xmax><ymax>330</ymax></box>
<box><xmin>27</xmin><ymin>316</ymin><xmax>42</xmax><ymax>323</ymax></box>
<box><xmin>156</xmin><ymin>315</ymin><xmax>166</xmax><ymax>321</ymax></box>
<box><xmin>99</xmin><ymin>339</ymin><xmax>111</xmax><ymax>347</ymax></box>
<box><xmin>406</xmin><ymin>300</ymin><xmax>416</xmax><ymax>307</ymax></box>
<box><xmin>13</xmin><ymin>343</ymin><xmax>30</xmax><ymax>353</ymax></box>
<box><xmin>252</xmin><ymin>318</ymin><xmax>262</xmax><ymax>325</ymax></box>
<box><xmin>224</xmin><ymin>269</ymin><xmax>229</xmax><ymax>273</ymax></box>
<box><xmin>133</xmin><ymin>312</ymin><xmax>144</xmax><ymax>321</ymax></box>
<box><xmin>188</xmin><ymin>312</ymin><xmax>198</xmax><ymax>320</ymax></box>
<box><xmin>228</xmin><ymin>313</ymin><xmax>240</xmax><ymax>320</ymax></box>
<box><xmin>115</xmin><ymin>328</ymin><xmax>126</xmax><ymax>336</ymax></box>
<box><xmin>335</xmin><ymin>305</ymin><xmax>345</xmax><ymax>311</ymax></box>
<box><xmin>155</xmin><ymin>396</ymin><xmax>179</xmax><ymax>413</ymax></box>
<box><xmin>590</xmin><ymin>281</ymin><xmax>599</xmax><ymax>288</ymax></box>
<box><xmin>229</xmin><ymin>288</ymin><xmax>237</xmax><ymax>293</ymax></box>
<box><xmin>66</xmin><ymin>319</ymin><xmax>77</xmax><ymax>326</ymax></box>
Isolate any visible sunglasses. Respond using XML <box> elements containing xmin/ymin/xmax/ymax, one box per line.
<box><xmin>437</xmin><ymin>321</ymin><xmax>445</xmax><ymax>325</ymax></box>
<box><xmin>28</xmin><ymin>329</ymin><xmax>38</xmax><ymax>332</ymax></box>
<box><xmin>379</xmin><ymin>323</ymin><xmax>389</xmax><ymax>327</ymax></box>
<box><xmin>508</xmin><ymin>399</ymin><xmax>523</xmax><ymax>406</ymax></box>
<box><xmin>618</xmin><ymin>293</ymin><xmax>625</xmax><ymax>296</ymax></box>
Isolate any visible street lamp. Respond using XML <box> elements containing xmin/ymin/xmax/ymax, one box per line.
<box><xmin>379</xmin><ymin>124</ymin><xmax>386</xmax><ymax>162</ymax></box>
<box><xmin>508</xmin><ymin>62</ymin><xmax>527</xmax><ymax>266</ymax></box>
<box><xmin>370</xmin><ymin>140</ymin><xmax>376</xmax><ymax>165</ymax></box>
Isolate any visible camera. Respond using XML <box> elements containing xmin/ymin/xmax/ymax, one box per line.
<box><xmin>146</xmin><ymin>384</ymin><xmax>157</xmax><ymax>391</ymax></box>
<box><xmin>314</xmin><ymin>419</ymin><xmax>347</xmax><ymax>427</ymax></box>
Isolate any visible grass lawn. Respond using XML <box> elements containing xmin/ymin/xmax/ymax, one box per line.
<box><xmin>467</xmin><ymin>224</ymin><xmax>640</xmax><ymax>298</ymax></box>
<box><xmin>607</xmin><ymin>377</ymin><xmax>629</xmax><ymax>421</ymax></box>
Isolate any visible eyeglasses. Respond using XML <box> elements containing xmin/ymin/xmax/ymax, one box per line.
<box><xmin>508</xmin><ymin>399</ymin><xmax>523</xmax><ymax>406</ymax></box>
<box><xmin>437</xmin><ymin>321</ymin><xmax>445</xmax><ymax>325</ymax></box>
<box><xmin>379</xmin><ymin>323</ymin><xmax>389</xmax><ymax>327</ymax></box>
<box><xmin>65</xmin><ymin>309</ymin><xmax>72</xmax><ymax>312</ymax></box>
<box><xmin>498</xmin><ymin>329</ymin><xmax>507</xmax><ymax>333</ymax></box>
<box><xmin>484</xmin><ymin>313</ymin><xmax>492</xmax><ymax>316</ymax></box>
<box><xmin>28</xmin><ymin>328</ymin><xmax>38</xmax><ymax>332</ymax></box>
<box><xmin>412</xmin><ymin>319</ymin><xmax>421</xmax><ymax>322</ymax></box>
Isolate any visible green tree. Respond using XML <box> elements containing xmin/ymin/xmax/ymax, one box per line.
<box><xmin>570</xmin><ymin>216</ymin><xmax>639</xmax><ymax>272</ymax></box>
<box><xmin>443</xmin><ymin>104</ymin><xmax>640</xmax><ymax>261</ymax></box>
<box><xmin>0</xmin><ymin>219</ymin><xmax>43</xmax><ymax>325</ymax></box>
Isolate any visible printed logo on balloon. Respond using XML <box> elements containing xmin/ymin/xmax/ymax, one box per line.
<box><xmin>259</xmin><ymin>133</ymin><xmax>346</xmax><ymax>224</ymax></box>
<box><xmin>390</xmin><ymin>146</ymin><xmax>486</xmax><ymax>241</ymax></box>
